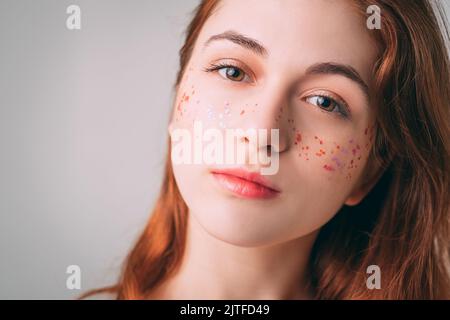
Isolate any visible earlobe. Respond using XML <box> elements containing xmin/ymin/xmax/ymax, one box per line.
<box><xmin>344</xmin><ymin>166</ymin><xmax>385</xmax><ymax>207</ymax></box>
<box><xmin>344</xmin><ymin>188</ymin><xmax>367</xmax><ymax>206</ymax></box>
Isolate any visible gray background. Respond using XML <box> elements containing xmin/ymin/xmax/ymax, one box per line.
<box><xmin>0</xmin><ymin>0</ymin><xmax>449</xmax><ymax>299</ymax></box>
<box><xmin>0</xmin><ymin>0</ymin><xmax>198</xmax><ymax>299</ymax></box>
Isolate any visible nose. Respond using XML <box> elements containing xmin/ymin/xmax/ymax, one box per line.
<box><xmin>237</xmin><ymin>81</ymin><xmax>292</xmax><ymax>154</ymax></box>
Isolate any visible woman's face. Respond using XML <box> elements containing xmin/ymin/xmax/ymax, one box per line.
<box><xmin>169</xmin><ymin>0</ymin><xmax>379</xmax><ymax>247</ymax></box>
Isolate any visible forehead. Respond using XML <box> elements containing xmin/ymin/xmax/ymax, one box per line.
<box><xmin>196</xmin><ymin>0</ymin><xmax>379</xmax><ymax>83</ymax></box>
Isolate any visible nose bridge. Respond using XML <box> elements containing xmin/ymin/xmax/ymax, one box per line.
<box><xmin>239</xmin><ymin>79</ymin><xmax>292</xmax><ymax>151</ymax></box>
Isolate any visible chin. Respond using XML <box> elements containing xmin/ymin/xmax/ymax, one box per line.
<box><xmin>191</xmin><ymin>206</ymin><xmax>291</xmax><ymax>248</ymax></box>
<box><xmin>205</xmin><ymin>225</ymin><xmax>275</xmax><ymax>248</ymax></box>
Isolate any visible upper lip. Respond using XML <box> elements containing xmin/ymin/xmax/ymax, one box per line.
<box><xmin>210</xmin><ymin>167</ymin><xmax>281</xmax><ymax>192</ymax></box>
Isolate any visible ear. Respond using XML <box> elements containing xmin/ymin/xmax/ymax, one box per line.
<box><xmin>344</xmin><ymin>159</ymin><xmax>385</xmax><ymax>206</ymax></box>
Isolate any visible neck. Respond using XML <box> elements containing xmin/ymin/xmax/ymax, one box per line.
<box><xmin>149</xmin><ymin>211</ymin><xmax>319</xmax><ymax>300</ymax></box>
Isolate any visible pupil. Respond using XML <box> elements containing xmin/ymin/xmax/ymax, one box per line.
<box><xmin>318</xmin><ymin>96</ymin><xmax>331</xmax><ymax>108</ymax></box>
<box><xmin>227</xmin><ymin>68</ymin><xmax>240</xmax><ymax>78</ymax></box>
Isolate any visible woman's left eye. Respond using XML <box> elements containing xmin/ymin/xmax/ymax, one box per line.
<box><xmin>304</xmin><ymin>95</ymin><xmax>349</xmax><ymax>118</ymax></box>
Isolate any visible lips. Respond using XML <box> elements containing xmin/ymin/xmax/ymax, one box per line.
<box><xmin>210</xmin><ymin>168</ymin><xmax>280</xmax><ymax>199</ymax></box>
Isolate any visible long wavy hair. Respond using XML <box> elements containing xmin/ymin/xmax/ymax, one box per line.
<box><xmin>81</xmin><ymin>0</ymin><xmax>450</xmax><ymax>299</ymax></box>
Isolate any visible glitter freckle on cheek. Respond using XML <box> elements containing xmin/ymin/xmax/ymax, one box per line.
<box><xmin>206</xmin><ymin>105</ymin><xmax>216</xmax><ymax>120</ymax></box>
<box><xmin>313</xmin><ymin>136</ymin><xmax>368</xmax><ymax>177</ymax></box>
<box><xmin>315</xmin><ymin>149</ymin><xmax>326</xmax><ymax>157</ymax></box>
<box><xmin>314</xmin><ymin>136</ymin><xmax>323</xmax><ymax>144</ymax></box>
<box><xmin>292</xmin><ymin>125</ymin><xmax>371</xmax><ymax>179</ymax></box>
<box><xmin>201</xmin><ymin>101</ymin><xmax>234</xmax><ymax>127</ymax></box>
<box><xmin>331</xmin><ymin>156</ymin><xmax>344</xmax><ymax>168</ymax></box>
<box><xmin>294</xmin><ymin>129</ymin><xmax>302</xmax><ymax>145</ymax></box>
<box><xmin>175</xmin><ymin>81</ymin><xmax>199</xmax><ymax>122</ymax></box>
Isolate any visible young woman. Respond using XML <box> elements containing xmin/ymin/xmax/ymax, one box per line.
<box><xmin>82</xmin><ymin>0</ymin><xmax>450</xmax><ymax>299</ymax></box>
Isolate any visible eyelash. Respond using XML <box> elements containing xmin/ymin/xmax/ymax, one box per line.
<box><xmin>302</xmin><ymin>92</ymin><xmax>351</xmax><ymax>119</ymax></box>
<box><xmin>203</xmin><ymin>62</ymin><xmax>350</xmax><ymax>119</ymax></box>
<box><xmin>203</xmin><ymin>62</ymin><xmax>252</xmax><ymax>82</ymax></box>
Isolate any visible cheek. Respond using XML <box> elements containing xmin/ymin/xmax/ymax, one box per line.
<box><xmin>288</xmin><ymin>119</ymin><xmax>376</xmax><ymax>182</ymax></box>
<box><xmin>173</xmin><ymin>83</ymin><xmax>199</xmax><ymax>126</ymax></box>
<box><xmin>173</xmin><ymin>83</ymin><xmax>257</xmax><ymax>131</ymax></box>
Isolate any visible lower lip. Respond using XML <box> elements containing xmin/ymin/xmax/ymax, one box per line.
<box><xmin>211</xmin><ymin>172</ymin><xmax>280</xmax><ymax>199</ymax></box>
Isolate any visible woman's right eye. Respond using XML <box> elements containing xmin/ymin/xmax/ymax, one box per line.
<box><xmin>218</xmin><ymin>66</ymin><xmax>246</xmax><ymax>81</ymax></box>
<box><xmin>203</xmin><ymin>63</ymin><xmax>251</xmax><ymax>82</ymax></box>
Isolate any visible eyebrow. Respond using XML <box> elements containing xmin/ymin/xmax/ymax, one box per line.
<box><xmin>204</xmin><ymin>30</ymin><xmax>370</xmax><ymax>100</ymax></box>
<box><xmin>204</xmin><ymin>30</ymin><xmax>268</xmax><ymax>58</ymax></box>
<box><xmin>305</xmin><ymin>62</ymin><xmax>370</xmax><ymax>101</ymax></box>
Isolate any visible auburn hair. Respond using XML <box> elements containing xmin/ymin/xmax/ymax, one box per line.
<box><xmin>81</xmin><ymin>0</ymin><xmax>450</xmax><ymax>299</ymax></box>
